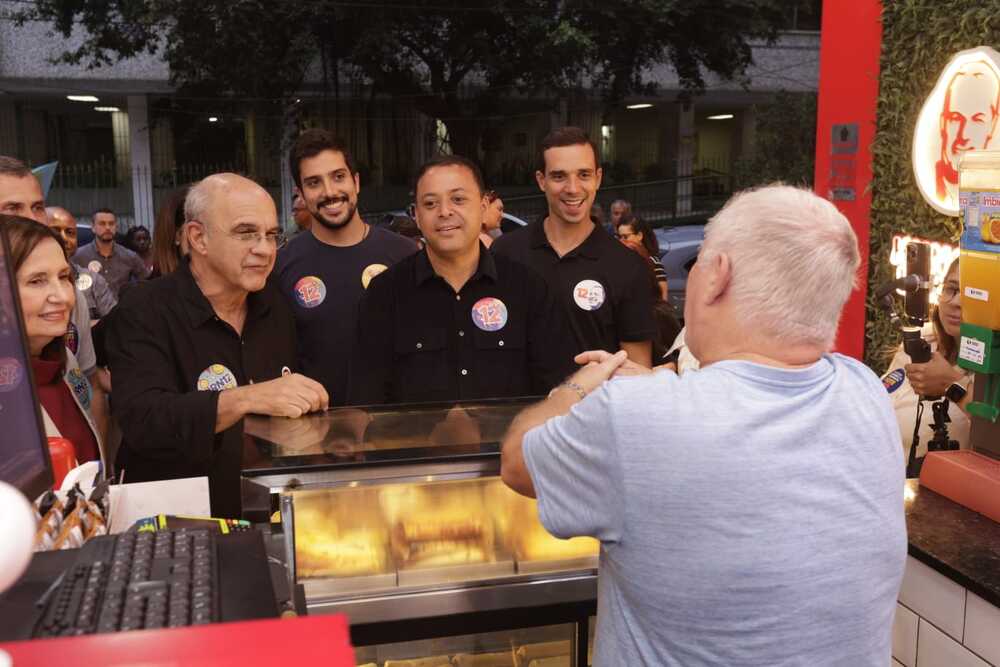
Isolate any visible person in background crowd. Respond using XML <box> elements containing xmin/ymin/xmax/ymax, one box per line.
<box><xmin>273</xmin><ymin>128</ymin><xmax>416</xmax><ymax>406</ymax></box>
<box><xmin>291</xmin><ymin>192</ymin><xmax>312</xmax><ymax>234</ymax></box>
<box><xmin>882</xmin><ymin>258</ymin><xmax>972</xmax><ymax>463</ymax></box>
<box><xmin>45</xmin><ymin>206</ymin><xmax>117</xmax><ymax>321</ymax></box>
<box><xmin>617</xmin><ymin>215</ymin><xmax>667</xmax><ymax>301</ymax></box>
<box><xmin>501</xmin><ymin>184</ymin><xmax>905</xmax><ymax>666</ymax></box>
<box><xmin>616</xmin><ymin>227</ymin><xmax>681</xmax><ymax>361</ymax></box>
<box><xmin>151</xmin><ymin>186</ymin><xmax>190</xmax><ymax>277</ymax></box>
<box><xmin>4</xmin><ymin>216</ymin><xmax>104</xmax><ymax>468</ymax></box>
<box><xmin>609</xmin><ymin>198</ymin><xmax>632</xmax><ymax>228</ymax></box>
<box><xmin>106</xmin><ymin>173</ymin><xmax>328</xmax><ymax>517</ymax></box>
<box><xmin>73</xmin><ymin>207</ymin><xmax>149</xmax><ymax>297</ymax></box>
<box><xmin>0</xmin><ymin>156</ymin><xmax>105</xmax><ymax>442</ymax></box>
<box><xmin>388</xmin><ymin>214</ymin><xmax>424</xmax><ymax>250</ymax></box>
<box><xmin>491</xmin><ymin>126</ymin><xmax>654</xmax><ymax>369</ymax></box>
<box><xmin>479</xmin><ymin>190</ymin><xmax>504</xmax><ymax>247</ymax></box>
<box><xmin>123</xmin><ymin>226</ymin><xmax>154</xmax><ymax>276</ymax></box>
<box><xmin>350</xmin><ymin>155</ymin><xmax>568</xmax><ymax>405</ymax></box>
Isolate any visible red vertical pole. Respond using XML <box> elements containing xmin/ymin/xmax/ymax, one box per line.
<box><xmin>814</xmin><ymin>0</ymin><xmax>883</xmax><ymax>360</ymax></box>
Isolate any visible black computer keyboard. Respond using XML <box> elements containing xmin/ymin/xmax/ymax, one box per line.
<box><xmin>33</xmin><ymin>528</ymin><xmax>219</xmax><ymax>637</ymax></box>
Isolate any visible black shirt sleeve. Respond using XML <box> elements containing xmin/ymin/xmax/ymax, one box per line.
<box><xmin>617</xmin><ymin>252</ymin><xmax>657</xmax><ymax>343</ymax></box>
<box><xmin>347</xmin><ymin>271</ymin><xmax>396</xmax><ymax>405</ymax></box>
<box><xmin>105</xmin><ymin>296</ymin><xmax>220</xmax><ymax>466</ymax></box>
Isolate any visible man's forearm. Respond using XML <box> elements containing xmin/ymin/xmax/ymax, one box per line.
<box><xmin>501</xmin><ymin>386</ymin><xmax>580</xmax><ymax>497</ymax></box>
<box><xmin>215</xmin><ymin>385</ymin><xmax>254</xmax><ymax>433</ymax></box>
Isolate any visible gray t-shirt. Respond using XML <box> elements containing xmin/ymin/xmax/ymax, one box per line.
<box><xmin>523</xmin><ymin>354</ymin><xmax>906</xmax><ymax>666</ymax></box>
<box><xmin>69</xmin><ymin>285</ymin><xmax>96</xmax><ymax>375</ymax></box>
<box><xmin>73</xmin><ymin>241</ymin><xmax>148</xmax><ymax>298</ymax></box>
<box><xmin>74</xmin><ymin>266</ymin><xmax>117</xmax><ymax>320</ymax></box>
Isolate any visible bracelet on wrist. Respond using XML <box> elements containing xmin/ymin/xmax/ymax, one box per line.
<box><xmin>548</xmin><ymin>381</ymin><xmax>587</xmax><ymax>401</ymax></box>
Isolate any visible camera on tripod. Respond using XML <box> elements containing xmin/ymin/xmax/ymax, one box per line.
<box><xmin>876</xmin><ymin>241</ymin><xmax>959</xmax><ymax>476</ymax></box>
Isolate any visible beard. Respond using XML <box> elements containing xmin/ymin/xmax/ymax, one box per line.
<box><xmin>310</xmin><ymin>196</ymin><xmax>357</xmax><ymax>231</ymax></box>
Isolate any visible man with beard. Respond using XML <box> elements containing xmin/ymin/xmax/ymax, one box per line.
<box><xmin>72</xmin><ymin>207</ymin><xmax>149</xmax><ymax>298</ymax></box>
<box><xmin>273</xmin><ymin>129</ymin><xmax>416</xmax><ymax>406</ymax></box>
<box><xmin>45</xmin><ymin>206</ymin><xmax>117</xmax><ymax>321</ymax></box>
<box><xmin>491</xmin><ymin>127</ymin><xmax>654</xmax><ymax>369</ymax></box>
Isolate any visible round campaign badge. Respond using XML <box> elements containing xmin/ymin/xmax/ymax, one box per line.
<box><xmin>573</xmin><ymin>279</ymin><xmax>606</xmax><ymax>311</ymax></box>
<box><xmin>65</xmin><ymin>367</ymin><xmax>92</xmax><ymax>410</ymax></box>
<box><xmin>293</xmin><ymin>276</ymin><xmax>327</xmax><ymax>308</ymax></box>
<box><xmin>882</xmin><ymin>368</ymin><xmax>906</xmax><ymax>394</ymax></box>
<box><xmin>197</xmin><ymin>364</ymin><xmax>238</xmax><ymax>392</ymax></box>
<box><xmin>471</xmin><ymin>297</ymin><xmax>508</xmax><ymax>332</ymax></box>
<box><xmin>361</xmin><ymin>263</ymin><xmax>388</xmax><ymax>289</ymax></box>
<box><xmin>87</xmin><ymin>260</ymin><xmax>102</xmax><ymax>274</ymax></box>
<box><xmin>75</xmin><ymin>272</ymin><xmax>93</xmax><ymax>291</ymax></box>
<box><xmin>65</xmin><ymin>322</ymin><xmax>79</xmax><ymax>354</ymax></box>
<box><xmin>0</xmin><ymin>357</ymin><xmax>23</xmax><ymax>393</ymax></box>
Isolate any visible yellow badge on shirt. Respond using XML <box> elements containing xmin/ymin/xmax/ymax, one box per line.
<box><xmin>197</xmin><ymin>364</ymin><xmax>238</xmax><ymax>391</ymax></box>
<box><xmin>361</xmin><ymin>263</ymin><xmax>388</xmax><ymax>289</ymax></box>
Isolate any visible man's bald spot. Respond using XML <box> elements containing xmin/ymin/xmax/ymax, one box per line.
<box><xmin>187</xmin><ymin>172</ymin><xmax>276</xmax><ymax>231</ymax></box>
<box><xmin>46</xmin><ymin>206</ymin><xmax>77</xmax><ymax>225</ymax></box>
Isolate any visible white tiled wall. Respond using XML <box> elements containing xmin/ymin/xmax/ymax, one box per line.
<box><xmin>898</xmin><ymin>556</ymin><xmax>966</xmax><ymax>640</ymax></box>
<box><xmin>917</xmin><ymin>621</ymin><xmax>989</xmax><ymax>667</ymax></box>
<box><xmin>892</xmin><ymin>556</ymin><xmax>999</xmax><ymax>667</ymax></box>
<box><xmin>965</xmin><ymin>592</ymin><xmax>1000</xmax><ymax>665</ymax></box>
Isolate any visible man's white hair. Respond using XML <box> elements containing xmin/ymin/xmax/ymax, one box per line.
<box><xmin>184</xmin><ymin>175</ymin><xmax>217</xmax><ymax>225</ymax></box>
<box><xmin>700</xmin><ymin>184</ymin><xmax>860</xmax><ymax>349</ymax></box>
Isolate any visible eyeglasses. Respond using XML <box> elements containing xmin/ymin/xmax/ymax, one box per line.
<box><xmin>940</xmin><ymin>284</ymin><xmax>961</xmax><ymax>302</ymax></box>
<box><xmin>227</xmin><ymin>229</ymin><xmax>286</xmax><ymax>248</ymax></box>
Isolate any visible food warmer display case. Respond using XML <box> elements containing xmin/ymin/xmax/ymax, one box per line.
<box><xmin>241</xmin><ymin>400</ymin><xmax>599</xmax><ymax>667</ymax></box>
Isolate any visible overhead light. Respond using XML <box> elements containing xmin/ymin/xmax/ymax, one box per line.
<box><xmin>94</xmin><ymin>106</ymin><xmax>119</xmax><ymax>112</ymax></box>
<box><xmin>707</xmin><ymin>114</ymin><xmax>734</xmax><ymax>120</ymax></box>
<box><xmin>626</xmin><ymin>103</ymin><xmax>653</xmax><ymax>110</ymax></box>
<box><xmin>208</xmin><ymin>116</ymin><xmax>219</xmax><ymax>122</ymax></box>
<box><xmin>67</xmin><ymin>95</ymin><xmax>99</xmax><ymax>102</ymax></box>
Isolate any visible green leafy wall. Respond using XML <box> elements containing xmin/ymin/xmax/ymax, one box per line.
<box><xmin>867</xmin><ymin>2</ymin><xmax>998</xmax><ymax>372</ymax></box>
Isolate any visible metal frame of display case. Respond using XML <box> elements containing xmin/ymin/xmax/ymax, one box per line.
<box><xmin>245</xmin><ymin>399</ymin><xmax>599</xmax><ymax>666</ymax></box>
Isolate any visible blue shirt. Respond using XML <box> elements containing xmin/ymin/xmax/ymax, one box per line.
<box><xmin>523</xmin><ymin>354</ymin><xmax>906</xmax><ymax>666</ymax></box>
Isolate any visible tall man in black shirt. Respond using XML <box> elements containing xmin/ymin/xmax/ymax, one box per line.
<box><xmin>107</xmin><ymin>173</ymin><xmax>329</xmax><ymax>516</ymax></box>
<box><xmin>273</xmin><ymin>129</ymin><xmax>416</xmax><ymax>405</ymax></box>
<box><xmin>491</xmin><ymin>127</ymin><xmax>654</xmax><ymax>368</ymax></box>
<box><xmin>350</xmin><ymin>156</ymin><xmax>568</xmax><ymax>405</ymax></box>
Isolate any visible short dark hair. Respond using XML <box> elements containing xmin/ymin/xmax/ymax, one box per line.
<box><xmin>412</xmin><ymin>155</ymin><xmax>485</xmax><ymax>196</ymax></box>
<box><xmin>290</xmin><ymin>128</ymin><xmax>356</xmax><ymax>187</ymax></box>
<box><xmin>537</xmin><ymin>126</ymin><xmax>600</xmax><ymax>173</ymax></box>
<box><xmin>0</xmin><ymin>156</ymin><xmax>31</xmax><ymax>179</ymax></box>
<box><xmin>93</xmin><ymin>207</ymin><xmax>115</xmax><ymax>218</ymax></box>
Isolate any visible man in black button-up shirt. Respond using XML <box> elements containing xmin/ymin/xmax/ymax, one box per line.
<box><xmin>491</xmin><ymin>127</ymin><xmax>654</xmax><ymax>368</ymax></box>
<box><xmin>350</xmin><ymin>156</ymin><xmax>569</xmax><ymax>405</ymax></box>
<box><xmin>106</xmin><ymin>174</ymin><xmax>328</xmax><ymax>516</ymax></box>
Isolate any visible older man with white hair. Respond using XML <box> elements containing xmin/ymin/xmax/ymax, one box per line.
<box><xmin>106</xmin><ymin>173</ymin><xmax>328</xmax><ymax>517</ymax></box>
<box><xmin>501</xmin><ymin>184</ymin><xmax>906</xmax><ymax>666</ymax></box>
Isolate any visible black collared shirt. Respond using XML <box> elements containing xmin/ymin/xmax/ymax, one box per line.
<box><xmin>491</xmin><ymin>220</ymin><xmax>655</xmax><ymax>362</ymax></box>
<box><xmin>105</xmin><ymin>259</ymin><xmax>297</xmax><ymax>517</ymax></box>
<box><xmin>349</xmin><ymin>246</ymin><xmax>570</xmax><ymax>405</ymax></box>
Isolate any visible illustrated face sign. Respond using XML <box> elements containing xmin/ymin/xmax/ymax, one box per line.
<box><xmin>913</xmin><ymin>47</ymin><xmax>1000</xmax><ymax>216</ymax></box>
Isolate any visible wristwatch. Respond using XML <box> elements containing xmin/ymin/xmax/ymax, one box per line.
<box><xmin>945</xmin><ymin>380</ymin><xmax>969</xmax><ymax>403</ymax></box>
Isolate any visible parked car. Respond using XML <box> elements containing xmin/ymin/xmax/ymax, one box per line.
<box><xmin>76</xmin><ymin>222</ymin><xmax>94</xmax><ymax>249</ymax></box>
<box><xmin>654</xmin><ymin>224</ymin><xmax>705</xmax><ymax>314</ymax></box>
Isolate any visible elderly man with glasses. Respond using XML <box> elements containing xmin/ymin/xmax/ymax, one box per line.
<box><xmin>105</xmin><ymin>173</ymin><xmax>328</xmax><ymax>517</ymax></box>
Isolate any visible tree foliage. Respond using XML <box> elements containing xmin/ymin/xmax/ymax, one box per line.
<box><xmin>22</xmin><ymin>0</ymin><xmax>792</xmax><ymax>154</ymax></box>
<box><xmin>733</xmin><ymin>91</ymin><xmax>817</xmax><ymax>190</ymax></box>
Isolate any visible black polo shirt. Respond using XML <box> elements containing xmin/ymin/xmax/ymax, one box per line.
<box><xmin>272</xmin><ymin>226</ymin><xmax>416</xmax><ymax>405</ymax></box>
<box><xmin>105</xmin><ymin>259</ymin><xmax>297</xmax><ymax>517</ymax></box>
<box><xmin>491</xmin><ymin>220</ymin><xmax>655</xmax><ymax>361</ymax></box>
<box><xmin>348</xmin><ymin>246</ymin><xmax>571</xmax><ymax>405</ymax></box>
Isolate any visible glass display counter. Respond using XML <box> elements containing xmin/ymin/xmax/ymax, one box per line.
<box><xmin>241</xmin><ymin>399</ymin><xmax>598</xmax><ymax>667</ymax></box>
<box><xmin>281</xmin><ymin>476</ymin><xmax>598</xmax><ymax>667</ymax></box>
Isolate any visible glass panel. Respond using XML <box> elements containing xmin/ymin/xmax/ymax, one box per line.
<box><xmin>290</xmin><ymin>477</ymin><xmax>598</xmax><ymax>596</ymax></box>
<box><xmin>354</xmin><ymin>623</ymin><xmax>575</xmax><ymax>667</ymax></box>
<box><xmin>243</xmin><ymin>398</ymin><xmax>536</xmax><ymax>473</ymax></box>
